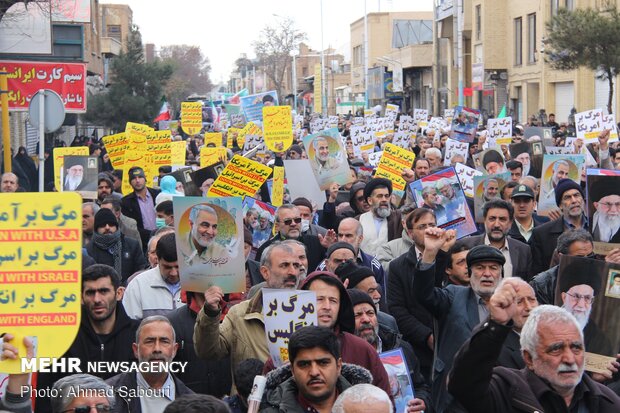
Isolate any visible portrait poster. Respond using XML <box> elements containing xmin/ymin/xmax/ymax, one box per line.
<box><xmin>0</xmin><ymin>193</ymin><xmax>82</xmax><ymax>374</ymax></box>
<box><xmin>59</xmin><ymin>155</ymin><xmax>98</xmax><ymax>199</ymax></box>
<box><xmin>472</xmin><ymin>148</ymin><xmax>505</xmax><ymax>175</ymax></box>
<box><xmin>303</xmin><ymin>128</ymin><xmax>352</xmax><ymax>190</ymax></box>
<box><xmin>555</xmin><ymin>255</ymin><xmax>620</xmax><ymax>373</ymax></box>
<box><xmin>455</xmin><ymin>162</ymin><xmax>483</xmax><ymax>198</ymax></box>
<box><xmin>538</xmin><ymin>154</ymin><xmax>585</xmax><ymax>213</ymax></box>
<box><xmin>169</xmin><ymin>166</ymin><xmax>200</xmax><ymax>196</ymax></box>
<box><xmin>523</xmin><ymin>126</ymin><xmax>553</xmax><ymax>142</ymax></box>
<box><xmin>282</xmin><ymin>160</ymin><xmax>327</xmax><ymax>206</ymax></box>
<box><xmin>409</xmin><ymin>167</ymin><xmax>477</xmax><ymax>239</ymax></box>
<box><xmin>243</xmin><ymin>197</ymin><xmax>277</xmax><ymax>251</ymax></box>
<box><xmin>191</xmin><ymin>163</ymin><xmax>225</xmax><ymax>197</ymax></box>
<box><xmin>509</xmin><ymin>142</ymin><xmax>543</xmax><ymax>178</ymax></box>
<box><xmin>443</xmin><ymin>139</ymin><xmax>469</xmax><ymax>166</ymax></box>
<box><xmin>240</xmin><ymin>90</ymin><xmax>279</xmax><ymax>123</ymax></box>
<box><xmin>380</xmin><ymin>348</ymin><xmax>415</xmax><ymax>413</ymax></box>
<box><xmin>586</xmin><ymin>169</ymin><xmax>620</xmax><ymax>254</ymax></box>
<box><xmin>262</xmin><ymin>289</ymin><xmax>317</xmax><ymax>368</ymax></box>
<box><xmin>53</xmin><ymin>147</ymin><xmax>89</xmax><ymax>191</ymax></box>
<box><xmin>449</xmin><ymin>106</ymin><xmax>480</xmax><ymax>143</ymax></box>
<box><xmin>173</xmin><ymin>196</ymin><xmax>245</xmax><ymax>294</ymax></box>
<box><xmin>473</xmin><ymin>172</ymin><xmax>511</xmax><ymax>222</ymax></box>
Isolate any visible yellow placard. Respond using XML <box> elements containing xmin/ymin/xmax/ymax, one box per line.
<box><xmin>204</xmin><ymin>132</ymin><xmax>223</xmax><ymax>147</ymax></box>
<box><xmin>374</xmin><ymin>143</ymin><xmax>416</xmax><ymax>192</ymax></box>
<box><xmin>200</xmin><ymin>147</ymin><xmax>228</xmax><ymax>168</ymax></box>
<box><xmin>170</xmin><ymin>141</ymin><xmax>186</xmax><ymax>165</ymax></box>
<box><xmin>181</xmin><ymin>102</ymin><xmax>203</xmax><ymax>135</ymax></box>
<box><xmin>208</xmin><ymin>155</ymin><xmax>272</xmax><ymax>197</ymax></box>
<box><xmin>263</xmin><ymin>106</ymin><xmax>293</xmax><ymax>152</ymax></box>
<box><xmin>0</xmin><ymin>193</ymin><xmax>82</xmax><ymax>374</ymax></box>
<box><xmin>227</xmin><ymin>128</ymin><xmax>241</xmax><ymax>148</ymax></box>
<box><xmin>122</xmin><ymin>149</ymin><xmax>148</xmax><ymax>195</ymax></box>
<box><xmin>125</xmin><ymin>122</ymin><xmax>151</xmax><ymax>152</ymax></box>
<box><xmin>102</xmin><ymin>133</ymin><xmax>129</xmax><ymax>169</ymax></box>
<box><xmin>53</xmin><ymin>147</ymin><xmax>89</xmax><ymax>191</ymax></box>
<box><xmin>314</xmin><ymin>63</ymin><xmax>322</xmax><ymax>114</ymax></box>
<box><xmin>271</xmin><ymin>166</ymin><xmax>285</xmax><ymax>207</ymax></box>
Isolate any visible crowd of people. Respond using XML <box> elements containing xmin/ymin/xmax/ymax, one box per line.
<box><xmin>2</xmin><ymin>109</ymin><xmax>620</xmax><ymax>413</ymax></box>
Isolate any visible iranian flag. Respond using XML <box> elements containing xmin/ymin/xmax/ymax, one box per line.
<box><xmin>154</xmin><ymin>97</ymin><xmax>171</xmax><ymax>122</ymax></box>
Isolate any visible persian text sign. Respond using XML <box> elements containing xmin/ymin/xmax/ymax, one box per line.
<box><xmin>263</xmin><ymin>106</ymin><xmax>293</xmax><ymax>152</ymax></box>
<box><xmin>181</xmin><ymin>102</ymin><xmax>203</xmax><ymax>135</ymax></box>
<box><xmin>0</xmin><ymin>193</ymin><xmax>82</xmax><ymax>374</ymax></box>
<box><xmin>208</xmin><ymin>155</ymin><xmax>271</xmax><ymax>198</ymax></box>
<box><xmin>0</xmin><ymin>61</ymin><xmax>87</xmax><ymax>112</ymax></box>
<box><xmin>374</xmin><ymin>143</ymin><xmax>416</xmax><ymax>194</ymax></box>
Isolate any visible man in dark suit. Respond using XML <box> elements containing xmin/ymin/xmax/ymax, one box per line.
<box><xmin>414</xmin><ymin>228</ymin><xmax>506</xmax><ymax>413</ymax></box>
<box><xmin>530</xmin><ymin>179</ymin><xmax>587</xmax><ymax>274</ymax></box>
<box><xmin>460</xmin><ymin>199</ymin><xmax>533</xmax><ymax>280</ymax></box>
<box><xmin>121</xmin><ymin>166</ymin><xmax>160</xmax><ymax>249</ymax></box>
<box><xmin>507</xmin><ymin>184</ymin><xmax>549</xmax><ymax>244</ymax></box>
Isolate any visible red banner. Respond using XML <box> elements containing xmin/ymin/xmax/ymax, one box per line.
<box><xmin>0</xmin><ymin>60</ymin><xmax>87</xmax><ymax>113</ymax></box>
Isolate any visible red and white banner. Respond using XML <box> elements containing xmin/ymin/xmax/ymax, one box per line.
<box><xmin>0</xmin><ymin>61</ymin><xmax>87</xmax><ymax>113</ymax></box>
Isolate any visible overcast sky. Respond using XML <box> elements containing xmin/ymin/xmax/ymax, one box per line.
<box><xmin>101</xmin><ymin>0</ymin><xmax>433</xmax><ymax>84</ymax></box>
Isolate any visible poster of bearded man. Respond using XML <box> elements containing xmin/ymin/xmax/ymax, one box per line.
<box><xmin>586</xmin><ymin>170</ymin><xmax>620</xmax><ymax>254</ymax></box>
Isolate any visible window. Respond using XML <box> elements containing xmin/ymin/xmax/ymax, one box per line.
<box><xmin>514</xmin><ymin>17</ymin><xmax>522</xmax><ymax>66</ymax></box>
<box><xmin>527</xmin><ymin>13</ymin><xmax>536</xmax><ymax>63</ymax></box>
<box><xmin>353</xmin><ymin>45</ymin><xmax>363</xmax><ymax>66</ymax></box>
<box><xmin>392</xmin><ymin>19</ymin><xmax>433</xmax><ymax>48</ymax></box>
<box><xmin>107</xmin><ymin>25</ymin><xmax>121</xmax><ymax>41</ymax></box>
<box><xmin>52</xmin><ymin>24</ymin><xmax>83</xmax><ymax>59</ymax></box>
<box><xmin>475</xmin><ymin>5</ymin><xmax>481</xmax><ymax>40</ymax></box>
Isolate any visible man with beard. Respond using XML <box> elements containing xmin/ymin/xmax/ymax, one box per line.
<box><xmin>86</xmin><ymin>208</ymin><xmax>145</xmax><ymax>285</ymax></box>
<box><xmin>414</xmin><ymin>230</ymin><xmax>506</xmax><ymax>412</ymax></box>
<box><xmin>96</xmin><ymin>174</ymin><xmax>120</xmax><ymax>205</ymax></box>
<box><xmin>358</xmin><ymin>178</ymin><xmax>403</xmax><ymax>256</ymax></box>
<box><xmin>195</xmin><ymin>242</ymin><xmax>302</xmax><ymax>390</ymax></box>
<box><xmin>421</xmin><ymin>186</ymin><xmax>447</xmax><ymax>222</ymax></box>
<box><xmin>63</xmin><ymin>157</ymin><xmax>95</xmax><ymax>191</ymax></box>
<box><xmin>559</xmin><ymin>266</ymin><xmax>613</xmax><ymax>356</ymax></box>
<box><xmin>514</xmin><ymin>150</ymin><xmax>532</xmax><ymax>176</ymax></box>
<box><xmin>182</xmin><ymin>204</ymin><xmax>229</xmax><ymax>266</ymax></box>
<box><xmin>101</xmin><ymin>196</ymin><xmax>143</xmax><ymax>251</ymax></box>
<box><xmin>121</xmin><ymin>166</ymin><xmax>161</xmax><ymax>248</ymax></box>
<box><xmin>460</xmin><ymin>199</ymin><xmax>533</xmax><ymax>280</ymax></box>
<box><xmin>107</xmin><ymin>316</ymin><xmax>193</xmax><ymax>413</ymax></box>
<box><xmin>540</xmin><ymin>159</ymin><xmax>572</xmax><ymax>211</ymax></box>
<box><xmin>123</xmin><ymin>233</ymin><xmax>184</xmax><ymax>319</ymax></box>
<box><xmin>435</xmin><ymin>178</ymin><xmax>466</xmax><ymax>223</ymax></box>
<box><xmin>348</xmin><ymin>289</ymin><xmax>430</xmax><ymax>412</ymax></box>
<box><xmin>590</xmin><ymin>179</ymin><xmax>620</xmax><ymax>243</ymax></box>
<box><xmin>312</xmin><ymin>136</ymin><xmax>341</xmax><ymax>174</ymax></box>
<box><xmin>483</xmin><ymin>178</ymin><xmax>500</xmax><ymax>202</ymax></box>
<box><xmin>449</xmin><ymin>292</ymin><xmax>620</xmax><ymax>411</ymax></box>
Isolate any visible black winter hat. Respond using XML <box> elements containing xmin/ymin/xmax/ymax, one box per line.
<box><xmin>334</xmin><ymin>261</ymin><xmax>375</xmax><ymax>288</ymax></box>
<box><xmin>555</xmin><ymin>178</ymin><xmax>584</xmax><ymax>207</ymax></box>
<box><xmin>94</xmin><ymin>208</ymin><xmax>118</xmax><ymax>230</ymax></box>
<box><xmin>347</xmin><ymin>288</ymin><xmax>375</xmax><ymax>309</ymax></box>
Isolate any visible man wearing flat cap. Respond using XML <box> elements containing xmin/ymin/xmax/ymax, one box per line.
<box><xmin>121</xmin><ymin>166</ymin><xmax>161</xmax><ymax>249</ymax></box>
<box><xmin>357</xmin><ymin>178</ymin><xmax>403</xmax><ymax>256</ymax></box>
<box><xmin>413</xmin><ymin>226</ymin><xmax>506</xmax><ymax>412</ymax></box>
<box><xmin>590</xmin><ymin>176</ymin><xmax>620</xmax><ymax>243</ymax></box>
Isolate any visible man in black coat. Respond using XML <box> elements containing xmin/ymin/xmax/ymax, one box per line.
<box><xmin>121</xmin><ymin>166</ymin><xmax>160</xmax><ymax>248</ymax></box>
<box><xmin>86</xmin><ymin>208</ymin><xmax>146</xmax><ymax>285</ymax></box>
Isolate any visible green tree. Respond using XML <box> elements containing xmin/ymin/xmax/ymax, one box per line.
<box><xmin>253</xmin><ymin>17</ymin><xmax>306</xmax><ymax>101</ymax></box>
<box><xmin>85</xmin><ymin>26</ymin><xmax>173</xmax><ymax>131</ymax></box>
<box><xmin>159</xmin><ymin>45</ymin><xmax>213</xmax><ymax>116</ymax></box>
<box><xmin>545</xmin><ymin>6</ymin><xmax>620</xmax><ymax>114</ymax></box>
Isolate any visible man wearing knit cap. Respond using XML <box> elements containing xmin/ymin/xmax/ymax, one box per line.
<box><xmin>121</xmin><ymin>166</ymin><xmax>161</xmax><ymax>248</ymax></box>
<box><xmin>323</xmin><ymin>242</ymin><xmax>356</xmax><ymax>273</ymax></box>
<box><xmin>348</xmin><ymin>289</ymin><xmax>431</xmax><ymax>412</ymax></box>
<box><xmin>413</xmin><ymin>226</ymin><xmax>506</xmax><ymax>412</ymax></box>
<box><xmin>357</xmin><ymin>178</ymin><xmax>403</xmax><ymax>256</ymax></box>
<box><xmin>85</xmin><ymin>208</ymin><xmax>145</xmax><ymax>285</ymax></box>
<box><xmin>287</xmin><ymin>144</ymin><xmax>303</xmax><ymax>159</ymax></box>
<box><xmin>530</xmin><ymin>178</ymin><xmax>587</xmax><ymax>274</ymax></box>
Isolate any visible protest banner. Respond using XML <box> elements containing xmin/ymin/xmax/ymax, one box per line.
<box><xmin>473</xmin><ymin>148</ymin><xmax>506</xmax><ymax>175</ymax></box>
<box><xmin>1</xmin><ymin>61</ymin><xmax>87</xmax><ymax>112</ymax></box>
<box><xmin>200</xmin><ymin>147</ymin><xmax>228</xmax><ymax>168</ymax></box>
<box><xmin>181</xmin><ymin>101</ymin><xmax>203</xmax><ymax>135</ymax></box>
<box><xmin>102</xmin><ymin>133</ymin><xmax>128</xmax><ymax>170</ymax></box>
<box><xmin>538</xmin><ymin>154</ymin><xmax>585</xmax><ymax>213</ymax></box>
<box><xmin>454</xmin><ymin>162</ymin><xmax>482</xmax><ymax>198</ymax></box>
<box><xmin>374</xmin><ymin>143</ymin><xmax>416</xmax><ymax>203</ymax></box>
<box><xmin>555</xmin><ymin>255</ymin><xmax>620</xmax><ymax>374</ymax></box>
<box><xmin>575</xmin><ymin>109</ymin><xmax>619</xmax><ymax>143</ymax></box>
<box><xmin>208</xmin><ymin>155</ymin><xmax>271</xmax><ymax>198</ymax></box>
<box><xmin>544</xmin><ymin>146</ymin><xmax>573</xmax><ymax>155</ymax></box>
<box><xmin>59</xmin><ymin>155</ymin><xmax>98</xmax><ymax>199</ymax></box>
<box><xmin>350</xmin><ymin>125</ymin><xmax>375</xmax><ymax>157</ymax></box>
<box><xmin>443</xmin><ymin>139</ymin><xmax>469</xmax><ymax>166</ymax></box>
<box><xmin>227</xmin><ymin>127</ymin><xmax>242</xmax><ymax>148</ymax></box>
<box><xmin>240</xmin><ymin>90</ymin><xmax>278</xmax><ymax>123</ymax></box>
<box><xmin>449</xmin><ymin>106</ymin><xmax>480</xmax><ymax>143</ymax></box>
<box><xmin>364</xmin><ymin>109</ymin><xmax>375</xmax><ymax>118</ymax></box>
<box><xmin>509</xmin><ymin>142</ymin><xmax>543</xmax><ymax>178</ymax></box>
<box><xmin>125</xmin><ymin>122</ymin><xmax>150</xmax><ymax>152</ymax></box>
<box><xmin>426</xmin><ymin>117</ymin><xmax>446</xmax><ymax>133</ymax></box>
<box><xmin>366</xmin><ymin>117</ymin><xmax>386</xmax><ymax>138</ymax></box>
<box><xmin>328</xmin><ymin>115</ymin><xmax>339</xmax><ymax>128</ymax></box>
<box><xmin>380</xmin><ymin>348</ymin><xmax>415</xmax><ymax>413</ymax></box>
<box><xmin>444</xmin><ymin>108</ymin><xmax>455</xmax><ymax>124</ymax></box>
<box><xmin>413</xmin><ymin>109</ymin><xmax>428</xmax><ymax>127</ymax></box>
<box><xmin>170</xmin><ymin>141</ymin><xmax>186</xmax><ymax>166</ymax></box>
<box><xmin>487</xmin><ymin>117</ymin><xmax>513</xmax><ymax>145</ymax></box>
<box><xmin>204</xmin><ymin>132</ymin><xmax>223</xmax><ymax>148</ymax></box>
<box><xmin>173</xmin><ymin>197</ymin><xmax>245</xmax><ymax>294</ymax></box>
<box><xmin>398</xmin><ymin>115</ymin><xmax>415</xmax><ymax>133</ymax></box>
<box><xmin>392</xmin><ymin>131</ymin><xmax>412</xmax><ymax>149</ymax></box>
<box><xmin>263</xmin><ymin>106</ymin><xmax>293</xmax><ymax>152</ymax></box>
<box><xmin>314</xmin><ymin>63</ymin><xmax>322</xmax><ymax>114</ymax></box>
<box><xmin>410</xmin><ymin>167</ymin><xmax>477</xmax><ymax>239</ymax></box>
<box><xmin>385</xmin><ymin>103</ymin><xmax>399</xmax><ymax>120</ymax></box>
<box><xmin>53</xmin><ymin>147</ymin><xmax>89</xmax><ymax>191</ymax></box>
<box><xmin>368</xmin><ymin>151</ymin><xmax>383</xmax><ymax>167</ymax></box>
<box><xmin>303</xmin><ymin>128</ymin><xmax>352</xmax><ymax>190</ymax></box>
<box><xmin>310</xmin><ymin>118</ymin><xmax>329</xmax><ymax>134</ymax></box>
<box><xmin>262</xmin><ymin>289</ymin><xmax>317</xmax><ymax>367</ymax></box>
<box><xmin>271</xmin><ymin>166</ymin><xmax>285</xmax><ymax>207</ymax></box>
<box><xmin>0</xmin><ymin>193</ymin><xmax>82</xmax><ymax>374</ymax></box>
<box><xmin>586</xmin><ymin>169</ymin><xmax>620</xmax><ymax>255</ymax></box>
<box><xmin>473</xmin><ymin>172</ymin><xmax>511</xmax><ymax>222</ymax></box>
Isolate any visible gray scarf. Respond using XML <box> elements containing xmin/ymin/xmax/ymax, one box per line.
<box><xmin>92</xmin><ymin>230</ymin><xmax>122</xmax><ymax>276</ymax></box>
